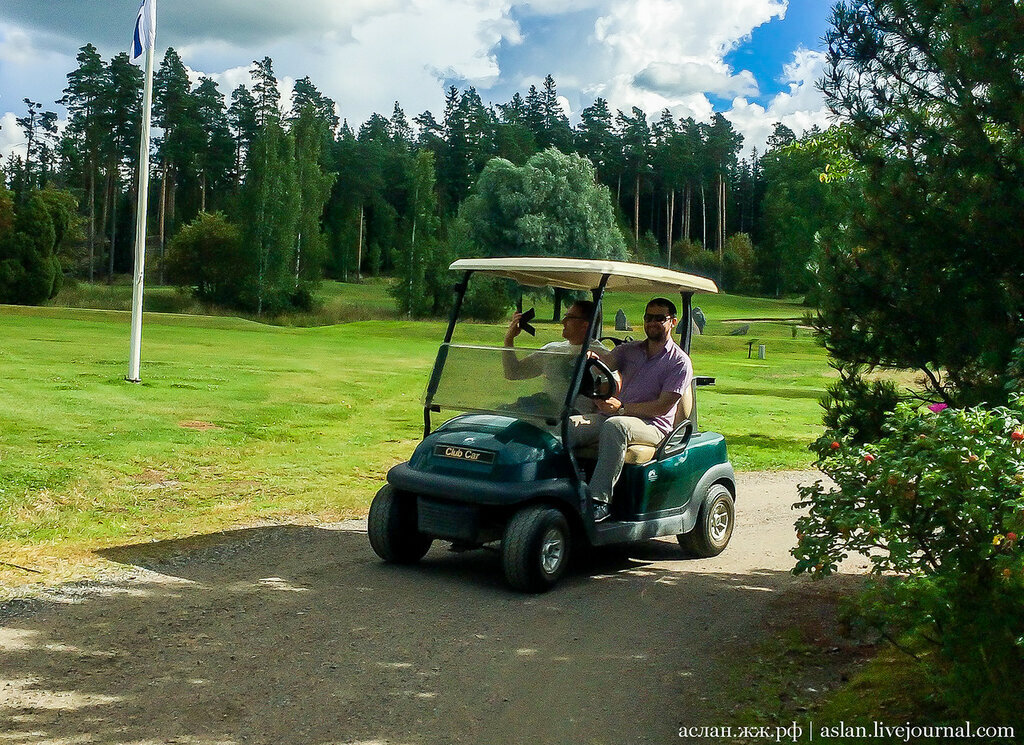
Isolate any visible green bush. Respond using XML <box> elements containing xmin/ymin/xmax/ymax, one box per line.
<box><xmin>795</xmin><ymin>401</ymin><xmax>1024</xmax><ymax>719</ymax></box>
<box><xmin>0</xmin><ymin>192</ymin><xmax>62</xmax><ymax>305</ymax></box>
<box><xmin>164</xmin><ymin>212</ymin><xmax>247</xmax><ymax>307</ymax></box>
<box><xmin>721</xmin><ymin>232</ymin><xmax>756</xmax><ymax>293</ymax></box>
<box><xmin>679</xmin><ymin>246</ymin><xmax>720</xmax><ymax>282</ymax></box>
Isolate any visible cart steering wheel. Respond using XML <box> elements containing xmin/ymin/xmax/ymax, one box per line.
<box><xmin>580</xmin><ymin>357</ymin><xmax>619</xmax><ymax>400</ymax></box>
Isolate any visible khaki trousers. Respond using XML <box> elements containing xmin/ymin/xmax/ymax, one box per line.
<box><xmin>570</xmin><ymin>414</ymin><xmax>665</xmax><ymax>504</ymax></box>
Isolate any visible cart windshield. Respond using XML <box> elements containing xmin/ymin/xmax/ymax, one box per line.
<box><xmin>426</xmin><ymin>343</ymin><xmax>585</xmax><ymax>423</ymax></box>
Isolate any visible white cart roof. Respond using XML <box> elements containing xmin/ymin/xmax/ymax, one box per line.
<box><xmin>449</xmin><ymin>257</ymin><xmax>719</xmax><ymax>294</ymax></box>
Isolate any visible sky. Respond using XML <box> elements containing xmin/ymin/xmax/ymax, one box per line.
<box><xmin>0</xmin><ymin>0</ymin><xmax>834</xmax><ymax>164</ymax></box>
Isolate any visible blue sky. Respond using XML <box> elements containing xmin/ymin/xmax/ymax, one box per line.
<box><xmin>0</xmin><ymin>0</ymin><xmax>835</xmax><ymax>161</ymax></box>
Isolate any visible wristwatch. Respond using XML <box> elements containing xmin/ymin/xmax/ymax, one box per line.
<box><xmin>617</xmin><ymin>404</ymin><xmax>626</xmax><ymax>416</ymax></box>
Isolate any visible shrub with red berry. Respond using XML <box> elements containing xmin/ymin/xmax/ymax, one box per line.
<box><xmin>794</xmin><ymin>399</ymin><xmax>1024</xmax><ymax>719</ymax></box>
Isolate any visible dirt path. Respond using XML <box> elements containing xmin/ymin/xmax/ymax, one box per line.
<box><xmin>1</xmin><ymin>471</ymin><xmax>864</xmax><ymax>745</ymax></box>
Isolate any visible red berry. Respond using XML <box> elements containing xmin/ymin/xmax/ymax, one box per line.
<box><xmin>830</xmin><ymin>441</ymin><xmax>841</xmax><ymax>450</ymax></box>
<box><xmin>1012</xmin><ymin>430</ymin><xmax>1024</xmax><ymax>442</ymax></box>
<box><xmin>864</xmin><ymin>453</ymin><xmax>876</xmax><ymax>463</ymax></box>
<box><xmin>1008</xmin><ymin>532</ymin><xmax>1018</xmax><ymax>542</ymax></box>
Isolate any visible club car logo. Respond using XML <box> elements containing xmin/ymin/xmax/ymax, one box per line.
<box><xmin>434</xmin><ymin>444</ymin><xmax>495</xmax><ymax>464</ymax></box>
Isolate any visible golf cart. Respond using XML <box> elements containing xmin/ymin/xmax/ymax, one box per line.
<box><xmin>368</xmin><ymin>257</ymin><xmax>736</xmax><ymax>591</ymax></box>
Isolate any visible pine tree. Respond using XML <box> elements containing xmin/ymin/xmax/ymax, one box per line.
<box><xmin>228</xmin><ymin>85</ymin><xmax>259</xmax><ymax>178</ymax></box>
<box><xmin>59</xmin><ymin>43</ymin><xmax>106</xmax><ymax>280</ymax></box>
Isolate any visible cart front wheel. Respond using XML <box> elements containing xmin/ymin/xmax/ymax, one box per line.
<box><xmin>678</xmin><ymin>483</ymin><xmax>734</xmax><ymax>558</ymax></box>
<box><xmin>502</xmin><ymin>507</ymin><xmax>571</xmax><ymax>592</ymax></box>
<box><xmin>368</xmin><ymin>485</ymin><xmax>432</xmax><ymax>564</ymax></box>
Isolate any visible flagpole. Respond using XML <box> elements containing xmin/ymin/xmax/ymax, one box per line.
<box><xmin>127</xmin><ymin>41</ymin><xmax>154</xmax><ymax>383</ymax></box>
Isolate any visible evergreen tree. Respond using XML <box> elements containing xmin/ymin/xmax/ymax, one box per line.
<box><xmin>251</xmin><ymin>57</ymin><xmax>281</xmax><ymax>127</ymax></box>
<box><xmin>100</xmin><ymin>53</ymin><xmax>143</xmax><ymax>277</ymax></box>
<box><xmin>388</xmin><ymin>102</ymin><xmax>414</xmax><ymax>147</ymax></box>
<box><xmin>192</xmin><ymin>77</ymin><xmax>235</xmax><ymax>213</ymax></box>
<box><xmin>537</xmin><ymin>74</ymin><xmax>572</xmax><ymax>151</ymax></box>
<box><xmin>154</xmin><ymin>48</ymin><xmax>202</xmax><ymax>232</ymax></box>
<box><xmin>704</xmin><ymin>113</ymin><xmax>744</xmax><ymax>258</ymax></box>
<box><xmin>0</xmin><ymin>191</ymin><xmax>63</xmax><ymax>304</ymax></box>
<box><xmin>575</xmin><ymin>97</ymin><xmax>621</xmax><ymax>186</ymax></box>
<box><xmin>228</xmin><ymin>85</ymin><xmax>259</xmax><ymax>177</ymax></box>
<box><xmin>59</xmin><ymin>43</ymin><xmax>107</xmax><ymax>280</ymax></box>
<box><xmin>616</xmin><ymin>107</ymin><xmax>652</xmax><ymax>252</ymax></box>
<box><xmin>15</xmin><ymin>99</ymin><xmax>59</xmax><ymax>197</ymax></box>
<box><xmin>289</xmin><ymin>76</ymin><xmax>339</xmax><ymax>134</ymax></box>
<box><xmin>817</xmin><ymin>0</ymin><xmax>1024</xmax><ymax>405</ymax></box>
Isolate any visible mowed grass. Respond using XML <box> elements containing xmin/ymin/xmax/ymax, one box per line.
<box><xmin>1</xmin><ymin>283</ymin><xmax>829</xmax><ymax>586</ymax></box>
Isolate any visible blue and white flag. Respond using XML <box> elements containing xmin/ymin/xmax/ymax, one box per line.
<box><xmin>130</xmin><ymin>0</ymin><xmax>157</xmax><ymax>63</ymax></box>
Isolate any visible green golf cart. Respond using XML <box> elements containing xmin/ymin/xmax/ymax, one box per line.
<box><xmin>368</xmin><ymin>257</ymin><xmax>736</xmax><ymax>591</ymax></box>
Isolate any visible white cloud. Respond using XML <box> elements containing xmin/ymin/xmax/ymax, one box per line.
<box><xmin>634</xmin><ymin>61</ymin><xmax>758</xmax><ymax>98</ymax></box>
<box><xmin>723</xmin><ymin>47</ymin><xmax>830</xmax><ymax>154</ymax></box>
<box><xmin>1</xmin><ymin>111</ymin><xmax>24</xmax><ymax>162</ymax></box>
<box><xmin>593</xmin><ymin>0</ymin><xmax>785</xmax><ymax>68</ymax></box>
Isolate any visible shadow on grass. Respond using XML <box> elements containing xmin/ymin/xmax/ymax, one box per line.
<box><xmin>725</xmin><ymin>432</ymin><xmax>812</xmax><ymax>452</ymax></box>
<box><xmin>0</xmin><ymin>526</ymin><xmax>851</xmax><ymax>745</ymax></box>
<box><xmin>712</xmin><ymin>386</ymin><xmax>826</xmax><ymax>401</ymax></box>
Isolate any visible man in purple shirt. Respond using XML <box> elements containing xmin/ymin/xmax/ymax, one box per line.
<box><xmin>572</xmin><ymin>297</ymin><xmax>693</xmax><ymax>521</ymax></box>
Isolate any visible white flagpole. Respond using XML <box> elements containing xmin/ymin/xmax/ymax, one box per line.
<box><xmin>127</xmin><ymin>34</ymin><xmax>154</xmax><ymax>382</ymax></box>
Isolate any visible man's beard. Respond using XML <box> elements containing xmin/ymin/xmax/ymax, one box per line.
<box><xmin>645</xmin><ymin>326</ymin><xmax>669</xmax><ymax>343</ymax></box>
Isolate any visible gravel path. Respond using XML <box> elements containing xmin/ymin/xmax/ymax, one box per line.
<box><xmin>0</xmin><ymin>471</ymin><xmax>864</xmax><ymax>745</ymax></box>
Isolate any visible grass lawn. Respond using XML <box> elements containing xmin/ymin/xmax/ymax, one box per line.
<box><xmin>2</xmin><ymin>281</ymin><xmax>830</xmax><ymax>588</ymax></box>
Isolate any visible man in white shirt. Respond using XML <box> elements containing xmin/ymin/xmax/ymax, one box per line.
<box><xmin>503</xmin><ymin>300</ymin><xmax>608</xmax><ymax>412</ymax></box>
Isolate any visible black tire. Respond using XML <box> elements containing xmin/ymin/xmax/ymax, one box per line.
<box><xmin>367</xmin><ymin>485</ymin><xmax>432</xmax><ymax>564</ymax></box>
<box><xmin>502</xmin><ymin>507</ymin><xmax>571</xmax><ymax>592</ymax></box>
<box><xmin>678</xmin><ymin>483</ymin><xmax>734</xmax><ymax>558</ymax></box>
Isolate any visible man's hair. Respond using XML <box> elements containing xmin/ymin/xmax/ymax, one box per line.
<box><xmin>647</xmin><ymin>297</ymin><xmax>677</xmax><ymax>317</ymax></box>
<box><xmin>570</xmin><ymin>299</ymin><xmax>596</xmax><ymax>319</ymax></box>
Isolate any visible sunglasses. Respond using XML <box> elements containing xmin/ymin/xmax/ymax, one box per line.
<box><xmin>643</xmin><ymin>313</ymin><xmax>675</xmax><ymax>323</ymax></box>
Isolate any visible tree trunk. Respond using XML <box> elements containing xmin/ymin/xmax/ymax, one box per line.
<box><xmin>88</xmin><ymin>165</ymin><xmax>96</xmax><ymax>283</ymax></box>
<box><xmin>633</xmin><ymin>173</ymin><xmax>640</xmax><ymax>249</ymax></box>
<box><xmin>200</xmin><ymin>172</ymin><xmax>207</xmax><ymax>213</ymax></box>
<box><xmin>108</xmin><ymin>176</ymin><xmax>117</xmax><ymax>280</ymax></box>
<box><xmin>357</xmin><ymin>204</ymin><xmax>364</xmax><ymax>282</ymax></box>
<box><xmin>684</xmin><ymin>183</ymin><xmax>691</xmax><ymax>242</ymax></box>
<box><xmin>667</xmin><ymin>189</ymin><xmax>675</xmax><ymax>267</ymax></box>
<box><xmin>408</xmin><ymin>185</ymin><xmax>418</xmax><ymax>317</ymax></box>
<box><xmin>99</xmin><ymin>167</ymin><xmax>111</xmax><ymax>282</ymax></box>
<box><xmin>700</xmin><ymin>182</ymin><xmax>706</xmax><ymax>249</ymax></box>
<box><xmin>167</xmin><ymin>166</ymin><xmax>177</xmax><ymax>239</ymax></box>
<box><xmin>159</xmin><ymin>168</ymin><xmax>167</xmax><ymax>285</ymax></box>
<box><xmin>718</xmin><ymin>172</ymin><xmax>726</xmax><ymax>264</ymax></box>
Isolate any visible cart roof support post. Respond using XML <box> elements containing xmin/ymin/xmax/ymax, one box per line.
<box><xmin>423</xmin><ymin>270</ymin><xmax>472</xmax><ymax>437</ymax></box>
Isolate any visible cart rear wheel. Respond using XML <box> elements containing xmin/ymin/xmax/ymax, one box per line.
<box><xmin>368</xmin><ymin>485</ymin><xmax>433</xmax><ymax>564</ymax></box>
<box><xmin>678</xmin><ymin>483</ymin><xmax>734</xmax><ymax>558</ymax></box>
<box><xmin>502</xmin><ymin>507</ymin><xmax>571</xmax><ymax>592</ymax></box>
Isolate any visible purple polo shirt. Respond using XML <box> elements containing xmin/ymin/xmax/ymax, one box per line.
<box><xmin>611</xmin><ymin>337</ymin><xmax>693</xmax><ymax>435</ymax></box>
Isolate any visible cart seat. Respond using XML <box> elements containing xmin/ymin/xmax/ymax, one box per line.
<box><xmin>576</xmin><ymin>385</ymin><xmax>694</xmax><ymax>464</ymax></box>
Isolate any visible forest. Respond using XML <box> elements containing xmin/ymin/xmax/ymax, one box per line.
<box><xmin>0</xmin><ymin>46</ymin><xmax>836</xmax><ymax>315</ymax></box>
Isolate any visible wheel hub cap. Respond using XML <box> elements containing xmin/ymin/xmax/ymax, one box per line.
<box><xmin>709</xmin><ymin>501</ymin><xmax>730</xmax><ymax>543</ymax></box>
<box><xmin>541</xmin><ymin>528</ymin><xmax>564</xmax><ymax>574</ymax></box>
